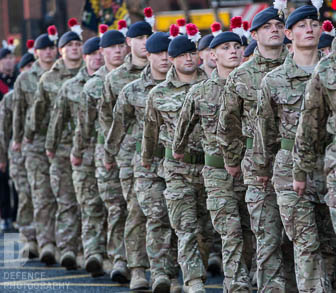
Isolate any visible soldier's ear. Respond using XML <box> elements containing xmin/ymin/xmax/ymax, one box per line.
<box><xmin>126</xmin><ymin>37</ymin><xmax>132</xmax><ymax>47</ymax></box>
<box><xmin>210</xmin><ymin>49</ymin><xmax>217</xmax><ymax>61</ymax></box>
<box><xmin>58</xmin><ymin>47</ymin><xmax>63</xmax><ymax>56</ymax></box>
<box><xmin>284</xmin><ymin>29</ymin><xmax>293</xmax><ymax>41</ymax></box>
<box><xmin>251</xmin><ymin>30</ymin><xmax>258</xmax><ymax>42</ymax></box>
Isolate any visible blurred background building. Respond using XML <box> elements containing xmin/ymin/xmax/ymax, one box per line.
<box><xmin>1</xmin><ymin>0</ymin><xmax>336</xmax><ymax>57</ymax></box>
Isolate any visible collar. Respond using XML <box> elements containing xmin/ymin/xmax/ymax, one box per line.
<box><xmin>166</xmin><ymin>66</ymin><xmax>207</xmax><ymax>88</ymax></box>
<box><xmin>285</xmin><ymin>52</ymin><xmax>322</xmax><ymax>79</ymax></box>
<box><xmin>124</xmin><ymin>53</ymin><xmax>147</xmax><ymax>72</ymax></box>
<box><xmin>254</xmin><ymin>45</ymin><xmax>288</xmax><ymax>66</ymax></box>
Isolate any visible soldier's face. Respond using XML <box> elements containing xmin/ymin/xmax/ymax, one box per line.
<box><xmin>252</xmin><ymin>20</ymin><xmax>285</xmax><ymax>48</ymax></box>
<box><xmin>128</xmin><ymin>35</ymin><xmax>148</xmax><ymax>59</ymax></box>
<box><xmin>20</xmin><ymin>61</ymin><xmax>33</xmax><ymax>73</ymax></box>
<box><xmin>102</xmin><ymin>43</ymin><xmax>127</xmax><ymax>68</ymax></box>
<box><xmin>85</xmin><ymin>50</ymin><xmax>104</xmax><ymax>74</ymax></box>
<box><xmin>147</xmin><ymin>51</ymin><xmax>171</xmax><ymax>74</ymax></box>
<box><xmin>286</xmin><ymin>19</ymin><xmax>321</xmax><ymax>50</ymax></box>
<box><xmin>0</xmin><ymin>54</ymin><xmax>16</xmax><ymax>73</ymax></box>
<box><xmin>59</xmin><ymin>40</ymin><xmax>83</xmax><ymax>62</ymax></box>
<box><xmin>212</xmin><ymin>41</ymin><xmax>243</xmax><ymax>69</ymax></box>
<box><xmin>321</xmin><ymin>46</ymin><xmax>331</xmax><ymax>56</ymax></box>
<box><xmin>171</xmin><ymin>51</ymin><xmax>199</xmax><ymax>75</ymax></box>
<box><xmin>199</xmin><ymin>48</ymin><xmax>216</xmax><ymax>70</ymax></box>
<box><xmin>36</xmin><ymin>46</ymin><xmax>57</xmax><ymax>64</ymax></box>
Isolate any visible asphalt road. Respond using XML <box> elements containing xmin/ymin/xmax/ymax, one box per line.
<box><xmin>0</xmin><ymin>232</ymin><xmax>228</xmax><ymax>293</ymax></box>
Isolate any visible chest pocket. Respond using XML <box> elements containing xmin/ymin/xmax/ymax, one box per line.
<box><xmin>276</xmin><ymin>90</ymin><xmax>303</xmax><ymax>127</ymax></box>
<box><xmin>156</xmin><ymin>97</ymin><xmax>184</xmax><ymax>122</ymax></box>
<box><xmin>322</xmin><ymin>69</ymin><xmax>336</xmax><ymax>112</ymax></box>
<box><xmin>199</xmin><ymin>102</ymin><xmax>219</xmax><ymax>134</ymax></box>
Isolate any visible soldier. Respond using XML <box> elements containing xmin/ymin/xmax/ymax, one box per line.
<box><xmin>104</xmin><ymin>32</ymin><xmax>180</xmax><ymax>292</ymax></box>
<box><xmin>26</xmin><ymin>19</ymin><xmax>83</xmax><ymax>265</ymax></box>
<box><xmin>172</xmin><ymin>31</ymin><xmax>253</xmax><ymax>292</ymax></box>
<box><xmin>70</xmin><ymin>28</ymin><xmax>128</xmax><ymax>278</ymax></box>
<box><xmin>100</xmin><ymin>20</ymin><xmax>151</xmax><ymax>289</ymax></box>
<box><xmin>253</xmin><ymin>5</ymin><xmax>332</xmax><ymax>291</ymax></box>
<box><xmin>45</xmin><ymin>37</ymin><xmax>103</xmax><ymax>270</ymax></box>
<box><xmin>318</xmin><ymin>20</ymin><xmax>335</xmax><ymax>56</ymax></box>
<box><xmin>0</xmin><ymin>46</ymin><xmax>36</xmax><ymax>256</ymax></box>
<box><xmin>12</xmin><ymin>28</ymin><xmax>58</xmax><ymax>264</ymax></box>
<box><xmin>216</xmin><ymin>7</ymin><xmax>289</xmax><ymax>292</ymax></box>
<box><xmin>141</xmin><ymin>25</ymin><xmax>209</xmax><ymax>293</ymax></box>
<box><xmin>197</xmin><ymin>34</ymin><xmax>216</xmax><ymax>77</ymax></box>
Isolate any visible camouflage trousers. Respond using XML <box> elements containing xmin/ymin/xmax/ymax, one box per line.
<box><xmin>116</xmin><ymin>136</ymin><xmax>148</xmax><ymax>269</ymax></box>
<box><xmin>202</xmin><ymin>165</ymin><xmax>252</xmax><ymax>292</ymax></box>
<box><xmin>50</xmin><ymin>145</ymin><xmax>80</xmax><ymax>255</ymax></box>
<box><xmin>326</xmin><ymin>169</ymin><xmax>336</xmax><ymax>234</ymax></box>
<box><xmin>9</xmin><ymin>149</ymin><xmax>35</xmax><ymax>241</ymax></box>
<box><xmin>133</xmin><ymin>153</ymin><xmax>178</xmax><ymax>279</ymax></box>
<box><xmin>72</xmin><ymin>145</ymin><xmax>106</xmax><ymax>259</ymax></box>
<box><xmin>95</xmin><ymin>144</ymin><xmax>127</xmax><ymax>264</ymax></box>
<box><xmin>273</xmin><ymin>150</ymin><xmax>332</xmax><ymax>292</ymax></box>
<box><xmin>163</xmin><ymin>158</ymin><xmax>211</xmax><ymax>285</ymax></box>
<box><xmin>25</xmin><ymin>147</ymin><xmax>56</xmax><ymax>249</ymax></box>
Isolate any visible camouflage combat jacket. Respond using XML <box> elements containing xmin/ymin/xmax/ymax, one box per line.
<box><xmin>26</xmin><ymin>58</ymin><xmax>83</xmax><ymax>147</ymax></box>
<box><xmin>141</xmin><ymin>66</ymin><xmax>207</xmax><ymax>165</ymax></box>
<box><xmin>45</xmin><ymin>66</ymin><xmax>91</xmax><ymax>153</ymax></box>
<box><xmin>0</xmin><ymin>91</ymin><xmax>13</xmax><ymax>163</ymax></box>
<box><xmin>217</xmin><ymin>46</ymin><xmax>287</xmax><ymax>184</ymax></box>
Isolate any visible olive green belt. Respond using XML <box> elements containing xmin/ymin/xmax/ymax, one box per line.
<box><xmin>135</xmin><ymin>141</ymin><xmax>164</xmax><ymax>158</ymax></box>
<box><xmin>97</xmin><ymin>126</ymin><xmax>133</xmax><ymax>145</ymax></box>
<box><xmin>281</xmin><ymin>138</ymin><xmax>294</xmax><ymax>151</ymax></box>
<box><xmin>165</xmin><ymin>148</ymin><xmax>204</xmax><ymax>165</ymax></box>
<box><xmin>246</xmin><ymin>137</ymin><xmax>253</xmax><ymax>149</ymax></box>
<box><xmin>205</xmin><ymin>153</ymin><xmax>224</xmax><ymax>169</ymax></box>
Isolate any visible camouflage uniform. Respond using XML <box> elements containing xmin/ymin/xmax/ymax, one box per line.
<box><xmin>105</xmin><ymin>65</ymin><xmax>178</xmax><ymax>279</ymax></box>
<box><xmin>0</xmin><ymin>91</ymin><xmax>35</xmax><ymax>242</ymax></box>
<box><xmin>217</xmin><ymin>47</ymin><xmax>289</xmax><ymax>292</ymax></box>
<box><xmin>253</xmin><ymin>53</ymin><xmax>332</xmax><ymax>292</ymax></box>
<box><xmin>72</xmin><ymin>65</ymin><xmax>126</xmax><ymax>265</ymax></box>
<box><xmin>27</xmin><ymin>58</ymin><xmax>82</xmax><ymax>255</ymax></box>
<box><xmin>293</xmin><ymin>51</ymin><xmax>336</xmax><ymax>281</ymax></box>
<box><xmin>13</xmin><ymin>60</ymin><xmax>56</xmax><ymax>250</ymax></box>
<box><xmin>45</xmin><ymin>66</ymin><xmax>105</xmax><ymax>259</ymax></box>
<box><xmin>99</xmin><ymin>54</ymin><xmax>148</xmax><ymax>269</ymax></box>
<box><xmin>141</xmin><ymin>66</ymin><xmax>211</xmax><ymax>285</ymax></box>
<box><xmin>173</xmin><ymin>69</ymin><xmax>253</xmax><ymax>292</ymax></box>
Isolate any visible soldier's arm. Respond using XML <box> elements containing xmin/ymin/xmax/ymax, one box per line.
<box><xmin>293</xmin><ymin>71</ymin><xmax>329</xmax><ymax>182</ymax></box>
<box><xmin>141</xmin><ymin>90</ymin><xmax>162</xmax><ymax>166</ymax></box>
<box><xmin>12</xmin><ymin>78</ymin><xmax>27</xmax><ymax>143</ymax></box>
<box><xmin>217</xmin><ymin>75</ymin><xmax>245</xmax><ymax>167</ymax></box>
<box><xmin>71</xmin><ymin>100</ymin><xmax>86</xmax><ymax>159</ymax></box>
<box><xmin>253</xmin><ymin>78</ymin><xmax>279</xmax><ymax>177</ymax></box>
<box><xmin>25</xmin><ymin>79</ymin><xmax>48</xmax><ymax>140</ymax></box>
<box><xmin>0</xmin><ymin>98</ymin><xmax>10</xmax><ymax>164</ymax></box>
<box><xmin>99</xmin><ymin>77</ymin><xmax>117</xmax><ymax>138</ymax></box>
<box><xmin>104</xmin><ymin>88</ymin><xmax>134</xmax><ymax>164</ymax></box>
<box><xmin>45</xmin><ymin>86</ymin><xmax>69</xmax><ymax>153</ymax></box>
<box><xmin>173</xmin><ymin>84</ymin><xmax>200</xmax><ymax>155</ymax></box>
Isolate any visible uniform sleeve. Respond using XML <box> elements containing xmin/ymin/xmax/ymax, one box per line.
<box><xmin>252</xmin><ymin>78</ymin><xmax>279</xmax><ymax>177</ymax></box>
<box><xmin>293</xmin><ymin>71</ymin><xmax>330</xmax><ymax>181</ymax></box>
<box><xmin>26</xmin><ymin>79</ymin><xmax>48</xmax><ymax>140</ymax></box>
<box><xmin>45</xmin><ymin>86</ymin><xmax>70</xmax><ymax>152</ymax></box>
<box><xmin>72</xmin><ymin>94</ymin><xmax>86</xmax><ymax>158</ymax></box>
<box><xmin>217</xmin><ymin>75</ymin><xmax>245</xmax><ymax>166</ymax></box>
<box><xmin>141</xmin><ymin>90</ymin><xmax>162</xmax><ymax>165</ymax></box>
<box><xmin>12</xmin><ymin>78</ymin><xmax>27</xmax><ymax>143</ymax></box>
<box><xmin>172</xmin><ymin>85</ymin><xmax>200</xmax><ymax>154</ymax></box>
<box><xmin>104</xmin><ymin>88</ymin><xmax>134</xmax><ymax>164</ymax></box>
<box><xmin>99</xmin><ymin>77</ymin><xmax>117</xmax><ymax>138</ymax></box>
<box><xmin>0</xmin><ymin>98</ymin><xmax>11</xmax><ymax>163</ymax></box>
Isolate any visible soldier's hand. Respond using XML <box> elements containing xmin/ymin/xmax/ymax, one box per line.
<box><xmin>225</xmin><ymin>165</ymin><xmax>241</xmax><ymax>178</ymax></box>
<box><xmin>71</xmin><ymin>154</ymin><xmax>82</xmax><ymax>166</ymax></box>
<box><xmin>104</xmin><ymin>161</ymin><xmax>116</xmax><ymax>171</ymax></box>
<box><xmin>293</xmin><ymin>180</ymin><xmax>306</xmax><ymax>196</ymax></box>
<box><xmin>24</xmin><ymin>137</ymin><xmax>32</xmax><ymax>144</ymax></box>
<box><xmin>173</xmin><ymin>152</ymin><xmax>184</xmax><ymax>161</ymax></box>
<box><xmin>0</xmin><ymin>162</ymin><xmax>6</xmax><ymax>173</ymax></box>
<box><xmin>257</xmin><ymin>176</ymin><xmax>269</xmax><ymax>190</ymax></box>
<box><xmin>46</xmin><ymin>150</ymin><xmax>55</xmax><ymax>159</ymax></box>
<box><xmin>12</xmin><ymin>141</ymin><xmax>22</xmax><ymax>152</ymax></box>
<box><xmin>142</xmin><ymin>162</ymin><xmax>151</xmax><ymax>170</ymax></box>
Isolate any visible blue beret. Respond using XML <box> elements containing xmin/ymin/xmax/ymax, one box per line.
<box><xmin>241</xmin><ymin>36</ymin><xmax>248</xmax><ymax>47</ymax></box>
<box><xmin>250</xmin><ymin>7</ymin><xmax>284</xmax><ymax>32</ymax></box>
<box><xmin>0</xmin><ymin>48</ymin><xmax>12</xmax><ymax>60</ymax></box>
<box><xmin>100</xmin><ymin>30</ymin><xmax>125</xmax><ymax>48</ymax></box>
<box><xmin>126</xmin><ymin>21</ymin><xmax>152</xmax><ymax>38</ymax></box>
<box><xmin>83</xmin><ymin>37</ymin><xmax>100</xmax><ymax>54</ymax></box>
<box><xmin>146</xmin><ymin>32</ymin><xmax>170</xmax><ymax>53</ymax></box>
<box><xmin>58</xmin><ymin>31</ymin><xmax>81</xmax><ymax>48</ymax></box>
<box><xmin>318</xmin><ymin>32</ymin><xmax>334</xmax><ymax>49</ymax></box>
<box><xmin>209</xmin><ymin>31</ymin><xmax>242</xmax><ymax>49</ymax></box>
<box><xmin>168</xmin><ymin>35</ymin><xmax>196</xmax><ymax>58</ymax></box>
<box><xmin>35</xmin><ymin>33</ymin><xmax>56</xmax><ymax>49</ymax></box>
<box><xmin>243</xmin><ymin>39</ymin><xmax>257</xmax><ymax>57</ymax></box>
<box><xmin>286</xmin><ymin>5</ymin><xmax>318</xmax><ymax>29</ymax></box>
<box><xmin>198</xmin><ymin>34</ymin><xmax>214</xmax><ymax>51</ymax></box>
<box><xmin>18</xmin><ymin>52</ymin><xmax>35</xmax><ymax>69</ymax></box>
